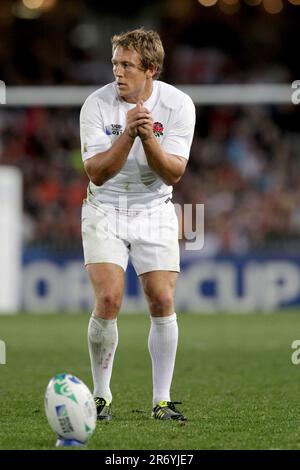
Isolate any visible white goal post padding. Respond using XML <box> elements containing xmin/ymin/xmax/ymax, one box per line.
<box><xmin>0</xmin><ymin>167</ymin><xmax>22</xmax><ymax>313</ymax></box>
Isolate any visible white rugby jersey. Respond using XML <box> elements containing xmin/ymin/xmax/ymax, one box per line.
<box><xmin>80</xmin><ymin>80</ymin><xmax>195</xmax><ymax>208</ymax></box>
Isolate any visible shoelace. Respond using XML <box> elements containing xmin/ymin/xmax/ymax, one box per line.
<box><xmin>166</xmin><ymin>401</ymin><xmax>182</xmax><ymax>412</ymax></box>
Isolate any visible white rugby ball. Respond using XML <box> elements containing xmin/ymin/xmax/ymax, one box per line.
<box><xmin>44</xmin><ymin>373</ymin><xmax>97</xmax><ymax>444</ymax></box>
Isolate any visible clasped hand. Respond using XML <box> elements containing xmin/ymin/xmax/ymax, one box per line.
<box><xmin>126</xmin><ymin>101</ymin><xmax>153</xmax><ymax>141</ymax></box>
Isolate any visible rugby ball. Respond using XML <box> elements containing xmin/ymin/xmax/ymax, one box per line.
<box><xmin>44</xmin><ymin>373</ymin><xmax>97</xmax><ymax>445</ymax></box>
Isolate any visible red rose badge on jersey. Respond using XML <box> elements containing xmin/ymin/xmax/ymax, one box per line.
<box><xmin>153</xmin><ymin>122</ymin><xmax>164</xmax><ymax>137</ymax></box>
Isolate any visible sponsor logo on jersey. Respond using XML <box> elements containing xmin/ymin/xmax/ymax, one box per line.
<box><xmin>105</xmin><ymin>124</ymin><xmax>123</xmax><ymax>136</ymax></box>
<box><xmin>153</xmin><ymin>122</ymin><xmax>164</xmax><ymax>137</ymax></box>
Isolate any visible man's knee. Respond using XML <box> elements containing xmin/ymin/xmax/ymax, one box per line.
<box><xmin>148</xmin><ymin>291</ymin><xmax>174</xmax><ymax>315</ymax></box>
<box><xmin>96</xmin><ymin>291</ymin><xmax>122</xmax><ymax>316</ymax></box>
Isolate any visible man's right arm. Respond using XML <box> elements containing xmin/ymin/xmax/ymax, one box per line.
<box><xmin>81</xmin><ymin>98</ymin><xmax>150</xmax><ymax>186</ymax></box>
<box><xmin>84</xmin><ymin>131</ymin><xmax>134</xmax><ymax>186</ymax></box>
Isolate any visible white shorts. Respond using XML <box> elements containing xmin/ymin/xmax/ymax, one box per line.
<box><xmin>81</xmin><ymin>199</ymin><xmax>180</xmax><ymax>275</ymax></box>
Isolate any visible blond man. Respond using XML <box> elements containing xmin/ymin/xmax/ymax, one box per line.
<box><xmin>80</xmin><ymin>28</ymin><xmax>195</xmax><ymax>421</ymax></box>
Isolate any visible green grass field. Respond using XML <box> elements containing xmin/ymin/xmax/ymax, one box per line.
<box><xmin>1</xmin><ymin>312</ymin><xmax>300</xmax><ymax>450</ymax></box>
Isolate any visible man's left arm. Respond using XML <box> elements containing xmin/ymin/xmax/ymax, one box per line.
<box><xmin>140</xmin><ymin>135</ymin><xmax>187</xmax><ymax>186</ymax></box>
<box><xmin>138</xmin><ymin>96</ymin><xmax>196</xmax><ymax>186</ymax></box>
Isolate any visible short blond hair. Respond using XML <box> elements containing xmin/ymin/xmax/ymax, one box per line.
<box><xmin>111</xmin><ymin>28</ymin><xmax>164</xmax><ymax>79</ymax></box>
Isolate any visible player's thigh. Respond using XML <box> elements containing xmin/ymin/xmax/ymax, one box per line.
<box><xmin>140</xmin><ymin>270</ymin><xmax>178</xmax><ymax>297</ymax></box>
<box><xmin>140</xmin><ymin>270</ymin><xmax>178</xmax><ymax>316</ymax></box>
<box><xmin>86</xmin><ymin>262</ymin><xmax>125</xmax><ymax>314</ymax></box>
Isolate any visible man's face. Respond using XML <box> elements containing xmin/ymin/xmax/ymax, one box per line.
<box><xmin>112</xmin><ymin>46</ymin><xmax>153</xmax><ymax>103</ymax></box>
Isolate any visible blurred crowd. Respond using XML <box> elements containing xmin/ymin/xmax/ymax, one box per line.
<box><xmin>0</xmin><ymin>107</ymin><xmax>87</xmax><ymax>251</ymax></box>
<box><xmin>176</xmin><ymin>104</ymin><xmax>300</xmax><ymax>254</ymax></box>
<box><xmin>1</xmin><ymin>102</ymin><xmax>300</xmax><ymax>254</ymax></box>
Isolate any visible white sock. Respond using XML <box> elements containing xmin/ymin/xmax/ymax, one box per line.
<box><xmin>87</xmin><ymin>313</ymin><xmax>118</xmax><ymax>403</ymax></box>
<box><xmin>148</xmin><ymin>313</ymin><xmax>178</xmax><ymax>407</ymax></box>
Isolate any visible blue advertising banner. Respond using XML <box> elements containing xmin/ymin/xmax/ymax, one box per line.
<box><xmin>22</xmin><ymin>250</ymin><xmax>300</xmax><ymax>313</ymax></box>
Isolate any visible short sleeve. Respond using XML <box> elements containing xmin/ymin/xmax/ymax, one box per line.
<box><xmin>79</xmin><ymin>96</ymin><xmax>112</xmax><ymax>161</ymax></box>
<box><xmin>162</xmin><ymin>95</ymin><xmax>196</xmax><ymax>160</ymax></box>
